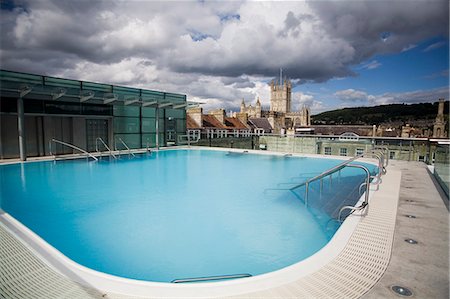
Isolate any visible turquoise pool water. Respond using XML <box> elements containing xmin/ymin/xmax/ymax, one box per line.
<box><xmin>0</xmin><ymin>149</ymin><xmax>376</xmax><ymax>283</ymax></box>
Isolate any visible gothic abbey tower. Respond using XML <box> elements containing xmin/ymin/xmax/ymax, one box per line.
<box><xmin>236</xmin><ymin>72</ymin><xmax>311</xmax><ymax>134</ymax></box>
<box><xmin>270</xmin><ymin>79</ymin><xmax>292</xmax><ymax>113</ymax></box>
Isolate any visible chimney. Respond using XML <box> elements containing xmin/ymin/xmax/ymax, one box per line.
<box><xmin>187</xmin><ymin>107</ymin><xmax>203</xmax><ymax>128</ymax></box>
<box><xmin>209</xmin><ymin>108</ymin><xmax>226</xmax><ymax>125</ymax></box>
<box><xmin>236</xmin><ymin>112</ymin><xmax>248</xmax><ymax>126</ymax></box>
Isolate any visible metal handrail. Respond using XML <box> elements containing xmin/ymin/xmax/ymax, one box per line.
<box><xmin>95</xmin><ymin>137</ymin><xmax>117</xmax><ymax>159</ymax></box>
<box><xmin>115</xmin><ymin>138</ymin><xmax>136</xmax><ymax>157</ymax></box>
<box><xmin>337</xmin><ymin>164</ymin><xmax>371</xmax><ymax>222</ymax></box>
<box><xmin>178</xmin><ymin>133</ymin><xmax>200</xmax><ymax>146</ymax></box>
<box><xmin>373</xmin><ymin>146</ymin><xmax>389</xmax><ymax>167</ymax></box>
<box><xmin>289</xmin><ymin>149</ymin><xmax>386</xmax><ymax>207</ymax></box>
<box><xmin>364</xmin><ymin>150</ymin><xmax>386</xmax><ymax>175</ymax></box>
<box><xmin>291</xmin><ymin>154</ymin><xmax>363</xmax><ymax>189</ymax></box>
<box><xmin>50</xmin><ymin>139</ymin><xmax>98</xmax><ymax>161</ymax></box>
<box><xmin>171</xmin><ymin>273</ymin><xmax>252</xmax><ymax>283</ymax></box>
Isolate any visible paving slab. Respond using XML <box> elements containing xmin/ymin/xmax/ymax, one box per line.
<box><xmin>363</xmin><ymin>161</ymin><xmax>449</xmax><ymax>299</ymax></box>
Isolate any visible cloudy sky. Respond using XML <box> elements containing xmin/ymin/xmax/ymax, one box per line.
<box><xmin>1</xmin><ymin>0</ymin><xmax>448</xmax><ymax>114</ymax></box>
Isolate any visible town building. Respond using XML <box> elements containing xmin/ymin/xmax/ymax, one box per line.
<box><xmin>186</xmin><ymin>108</ymin><xmax>251</xmax><ymax>138</ymax></box>
<box><xmin>188</xmin><ymin>74</ymin><xmax>313</xmax><ymax>136</ymax></box>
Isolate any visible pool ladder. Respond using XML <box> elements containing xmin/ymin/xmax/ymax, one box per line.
<box><xmin>171</xmin><ymin>273</ymin><xmax>252</xmax><ymax>283</ymax></box>
<box><xmin>49</xmin><ymin>139</ymin><xmax>98</xmax><ymax>161</ymax></box>
<box><xmin>114</xmin><ymin>137</ymin><xmax>136</xmax><ymax>158</ymax></box>
<box><xmin>264</xmin><ymin>148</ymin><xmax>388</xmax><ymax>222</ymax></box>
<box><xmin>95</xmin><ymin>137</ymin><xmax>117</xmax><ymax>159</ymax></box>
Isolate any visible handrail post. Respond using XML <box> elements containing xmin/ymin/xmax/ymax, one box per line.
<box><xmin>347</xmin><ymin>164</ymin><xmax>371</xmax><ymax>206</ymax></box>
<box><xmin>337</xmin><ymin>163</ymin><xmax>371</xmax><ymax>222</ymax></box>
<box><xmin>305</xmin><ymin>182</ymin><xmax>309</xmax><ymax>207</ymax></box>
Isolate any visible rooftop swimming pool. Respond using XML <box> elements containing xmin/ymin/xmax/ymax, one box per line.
<box><xmin>0</xmin><ymin>149</ymin><xmax>377</xmax><ymax>284</ymax></box>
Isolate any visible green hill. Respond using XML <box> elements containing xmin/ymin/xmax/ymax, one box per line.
<box><xmin>312</xmin><ymin>101</ymin><xmax>449</xmax><ymax>125</ymax></box>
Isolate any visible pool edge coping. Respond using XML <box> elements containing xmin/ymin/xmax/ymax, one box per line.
<box><xmin>0</xmin><ymin>148</ymin><xmax>391</xmax><ymax>298</ymax></box>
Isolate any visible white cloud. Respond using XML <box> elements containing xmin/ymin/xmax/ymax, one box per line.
<box><xmin>335</xmin><ymin>89</ymin><xmax>371</xmax><ymax>102</ymax></box>
<box><xmin>0</xmin><ymin>0</ymin><xmax>448</xmax><ymax>113</ymax></box>
<box><xmin>368</xmin><ymin>86</ymin><xmax>449</xmax><ymax>105</ymax></box>
<box><xmin>361</xmin><ymin>60</ymin><xmax>381</xmax><ymax>70</ymax></box>
<box><xmin>333</xmin><ymin>86</ymin><xmax>448</xmax><ymax>107</ymax></box>
<box><xmin>423</xmin><ymin>41</ymin><xmax>447</xmax><ymax>52</ymax></box>
<box><xmin>401</xmin><ymin>44</ymin><xmax>417</xmax><ymax>52</ymax></box>
<box><xmin>292</xmin><ymin>91</ymin><xmax>327</xmax><ymax>114</ymax></box>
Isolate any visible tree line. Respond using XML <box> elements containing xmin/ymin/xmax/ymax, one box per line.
<box><xmin>312</xmin><ymin>101</ymin><xmax>449</xmax><ymax>125</ymax></box>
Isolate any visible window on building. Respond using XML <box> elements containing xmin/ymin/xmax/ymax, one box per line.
<box><xmin>356</xmin><ymin>148</ymin><xmax>364</xmax><ymax>156</ymax></box>
<box><xmin>340</xmin><ymin>148</ymin><xmax>348</xmax><ymax>156</ymax></box>
<box><xmin>324</xmin><ymin>147</ymin><xmax>331</xmax><ymax>155</ymax></box>
<box><xmin>389</xmin><ymin>151</ymin><xmax>395</xmax><ymax>160</ymax></box>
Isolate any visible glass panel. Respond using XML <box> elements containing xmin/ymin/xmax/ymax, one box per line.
<box><xmin>113</xmin><ymin>117</ymin><xmax>140</xmax><ymax>133</ymax></box>
<box><xmin>113</xmin><ymin>86</ymin><xmax>140</xmax><ymax>98</ymax></box>
<box><xmin>158</xmin><ymin>119</ymin><xmax>165</xmax><ymax>133</ymax></box>
<box><xmin>142</xmin><ymin>133</ymin><xmax>164</xmax><ymax>147</ymax></box>
<box><xmin>81</xmin><ymin>82</ymin><xmax>112</xmax><ymax>93</ymax></box>
<box><xmin>159</xmin><ymin>133</ymin><xmax>165</xmax><ymax>146</ymax></box>
<box><xmin>114</xmin><ymin>134</ymin><xmax>141</xmax><ymax>149</ymax></box>
<box><xmin>82</xmin><ymin>104</ymin><xmax>112</xmax><ymax>116</ymax></box>
<box><xmin>45</xmin><ymin>102</ymin><xmax>81</xmax><ymax>114</ymax></box>
<box><xmin>141</xmin><ymin>118</ymin><xmax>156</xmax><ymax>133</ymax></box>
<box><xmin>176</xmin><ymin>119</ymin><xmax>186</xmax><ymax>132</ymax></box>
<box><xmin>1</xmin><ymin>70</ymin><xmax>43</xmax><ymax>85</ymax></box>
<box><xmin>86</xmin><ymin>119</ymin><xmax>109</xmax><ymax>152</ymax></box>
<box><xmin>113</xmin><ymin>106</ymin><xmax>140</xmax><ymax>117</ymax></box>
<box><xmin>434</xmin><ymin>144</ymin><xmax>449</xmax><ymax>196</ymax></box>
<box><xmin>142</xmin><ymin>107</ymin><xmax>156</xmax><ymax>117</ymax></box>
<box><xmin>166</xmin><ymin>109</ymin><xmax>185</xmax><ymax>118</ymax></box>
<box><xmin>0</xmin><ymin>98</ymin><xmax>18</xmax><ymax>112</ymax></box>
<box><xmin>141</xmin><ymin>134</ymin><xmax>156</xmax><ymax>147</ymax></box>
<box><xmin>44</xmin><ymin>76</ymin><xmax>80</xmax><ymax>89</ymax></box>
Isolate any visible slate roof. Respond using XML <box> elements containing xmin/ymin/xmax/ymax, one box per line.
<box><xmin>225</xmin><ymin>117</ymin><xmax>248</xmax><ymax>130</ymax></box>
<box><xmin>249</xmin><ymin>118</ymin><xmax>273</xmax><ymax>132</ymax></box>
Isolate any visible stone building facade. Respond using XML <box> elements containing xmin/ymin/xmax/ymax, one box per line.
<box><xmin>236</xmin><ymin>77</ymin><xmax>311</xmax><ymax>134</ymax></box>
<box><xmin>240</xmin><ymin>97</ymin><xmax>261</xmax><ymax>118</ymax></box>
<box><xmin>433</xmin><ymin>99</ymin><xmax>447</xmax><ymax>138</ymax></box>
<box><xmin>270</xmin><ymin>79</ymin><xmax>292</xmax><ymax>113</ymax></box>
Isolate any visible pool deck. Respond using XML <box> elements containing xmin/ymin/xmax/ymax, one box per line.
<box><xmin>0</xmin><ymin>158</ymin><xmax>448</xmax><ymax>298</ymax></box>
<box><xmin>363</xmin><ymin>161</ymin><xmax>449</xmax><ymax>298</ymax></box>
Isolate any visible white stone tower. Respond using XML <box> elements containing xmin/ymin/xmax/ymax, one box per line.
<box><xmin>270</xmin><ymin>77</ymin><xmax>292</xmax><ymax>113</ymax></box>
<box><xmin>433</xmin><ymin>99</ymin><xmax>446</xmax><ymax>138</ymax></box>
